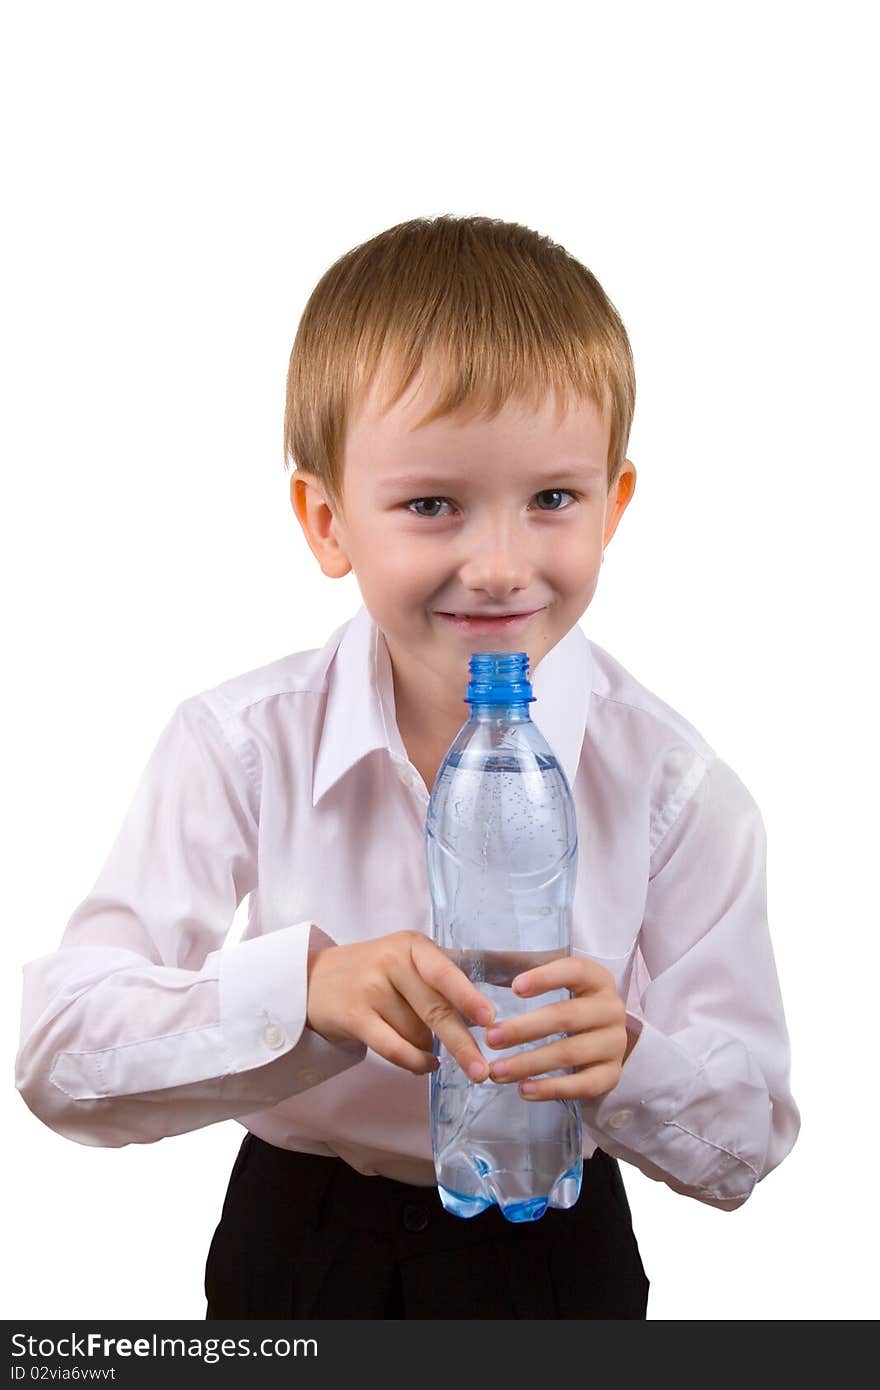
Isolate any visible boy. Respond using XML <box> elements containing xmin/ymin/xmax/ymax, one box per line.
<box><xmin>16</xmin><ymin>214</ymin><xmax>800</xmax><ymax>1319</ymax></box>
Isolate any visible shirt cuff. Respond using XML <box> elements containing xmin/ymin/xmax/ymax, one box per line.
<box><xmin>579</xmin><ymin>1010</ymin><xmax>698</xmax><ymax>1146</ymax></box>
<box><xmin>218</xmin><ymin>921</ymin><xmax>367</xmax><ymax>1087</ymax></box>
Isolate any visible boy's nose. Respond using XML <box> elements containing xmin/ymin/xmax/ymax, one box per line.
<box><xmin>458</xmin><ymin>528</ymin><xmax>533</xmax><ymax>594</ymax></box>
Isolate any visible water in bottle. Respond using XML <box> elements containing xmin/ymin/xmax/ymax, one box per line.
<box><xmin>426</xmin><ymin>649</ymin><xmax>582</xmax><ymax>1223</ymax></box>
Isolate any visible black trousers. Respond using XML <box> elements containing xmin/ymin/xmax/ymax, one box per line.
<box><xmin>205</xmin><ymin>1132</ymin><xmax>650</xmax><ymax>1319</ymax></box>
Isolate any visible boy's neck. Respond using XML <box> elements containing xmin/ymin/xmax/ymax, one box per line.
<box><xmin>394</xmin><ymin>702</ymin><xmax>462</xmax><ymax>774</ymax></box>
<box><xmin>389</xmin><ymin>650</ymin><xmax>466</xmax><ymax>746</ymax></box>
<box><xmin>391</xmin><ymin>673</ymin><xmax>465</xmax><ymax>797</ymax></box>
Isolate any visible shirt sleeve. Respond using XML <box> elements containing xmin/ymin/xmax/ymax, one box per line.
<box><xmin>15</xmin><ymin>695</ymin><xmax>366</xmax><ymax>1148</ymax></box>
<box><xmin>579</xmin><ymin>752</ymin><xmax>801</xmax><ymax>1211</ymax></box>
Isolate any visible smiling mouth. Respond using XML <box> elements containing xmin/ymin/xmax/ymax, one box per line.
<box><xmin>435</xmin><ymin>609</ymin><xmax>544</xmax><ymax>630</ymax></box>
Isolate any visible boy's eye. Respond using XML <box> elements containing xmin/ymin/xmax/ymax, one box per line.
<box><xmin>533</xmin><ymin>489</ymin><xmax>578</xmax><ymax>511</ymax></box>
<box><xmin>407</xmin><ymin>497</ymin><xmax>452</xmax><ymax>519</ymax></box>
<box><xmin>405</xmin><ymin>490</ymin><xmax>578</xmax><ymax>519</ymax></box>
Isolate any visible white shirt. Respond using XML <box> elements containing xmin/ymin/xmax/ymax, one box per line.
<box><xmin>16</xmin><ymin>603</ymin><xmax>800</xmax><ymax>1210</ymax></box>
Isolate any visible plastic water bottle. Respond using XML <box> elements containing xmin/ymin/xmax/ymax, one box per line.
<box><xmin>426</xmin><ymin>649</ymin><xmax>583</xmax><ymax>1223</ymax></box>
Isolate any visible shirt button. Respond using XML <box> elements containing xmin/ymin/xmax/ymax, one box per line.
<box><xmin>608</xmin><ymin>1108</ymin><xmax>634</xmax><ymax>1129</ymax></box>
<box><xmin>296</xmin><ymin>1068</ymin><xmax>323</xmax><ymax>1088</ymax></box>
<box><xmin>263</xmin><ymin>1024</ymin><xmax>286</xmax><ymax>1050</ymax></box>
<box><xmin>402</xmin><ymin>1202</ymin><xmax>431</xmax><ymax>1232</ymax></box>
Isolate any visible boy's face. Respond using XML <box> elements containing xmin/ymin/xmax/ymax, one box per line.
<box><xmin>292</xmin><ymin>357</ymin><xmax>636</xmax><ymax>739</ymax></box>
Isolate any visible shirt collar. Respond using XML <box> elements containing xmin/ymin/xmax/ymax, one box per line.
<box><xmin>312</xmin><ymin>602</ymin><xmax>592</xmax><ymax>807</ymax></box>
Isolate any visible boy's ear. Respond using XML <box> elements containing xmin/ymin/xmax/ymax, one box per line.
<box><xmin>603</xmin><ymin>458</ymin><xmax>637</xmax><ymax>550</ymax></box>
<box><xmin>290</xmin><ymin>471</ymin><xmax>352</xmax><ymax>579</ymax></box>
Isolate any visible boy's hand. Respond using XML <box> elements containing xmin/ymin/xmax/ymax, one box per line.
<box><xmin>305</xmin><ymin>931</ymin><xmax>496</xmax><ymax>1081</ymax></box>
<box><xmin>484</xmin><ymin>956</ymin><xmax>633</xmax><ymax>1101</ymax></box>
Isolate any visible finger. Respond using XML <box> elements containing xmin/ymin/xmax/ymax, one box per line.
<box><xmin>516</xmin><ymin>1060</ymin><xmax>623</xmax><ymax>1103</ymax></box>
<box><xmin>512</xmin><ymin>955</ymin><xmax>613</xmax><ymax>999</ymax></box>
<box><xmin>374</xmin><ymin>990</ymin><xmax>435</xmax><ymax>1054</ymax></box>
<box><xmin>409</xmin><ymin>982</ymin><xmax>492</xmax><ymax>1082</ymax></box>
<box><xmin>359</xmin><ymin>1011</ymin><xmax>440</xmax><ymax>1076</ymax></box>
<box><xmin>410</xmin><ymin>937</ymin><xmax>496</xmax><ymax>1026</ymax></box>
<box><xmin>486</xmin><ymin>996</ymin><xmax>623</xmax><ymax>1050</ymax></box>
<box><xmin>488</xmin><ymin>1027</ymin><xmax>621</xmax><ymax>1085</ymax></box>
<box><xmin>397</xmin><ymin>946</ymin><xmax>493</xmax><ymax>1081</ymax></box>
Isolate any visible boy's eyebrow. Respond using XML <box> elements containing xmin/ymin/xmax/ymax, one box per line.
<box><xmin>376</xmin><ymin>463</ymin><xmax>605</xmax><ymax>493</ymax></box>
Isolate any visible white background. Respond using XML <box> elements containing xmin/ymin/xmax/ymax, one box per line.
<box><xmin>3</xmin><ymin>0</ymin><xmax>877</xmax><ymax>1321</ymax></box>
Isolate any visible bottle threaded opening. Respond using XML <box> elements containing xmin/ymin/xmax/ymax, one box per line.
<box><xmin>465</xmin><ymin>651</ymin><xmax>536</xmax><ymax>706</ymax></box>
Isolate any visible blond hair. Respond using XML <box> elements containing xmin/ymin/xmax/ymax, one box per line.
<box><xmin>283</xmin><ymin>214</ymin><xmax>635</xmax><ymax>517</ymax></box>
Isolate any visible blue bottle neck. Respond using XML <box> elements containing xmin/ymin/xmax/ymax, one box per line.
<box><xmin>466</xmin><ymin>702</ymin><xmax>533</xmax><ymax>721</ymax></box>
